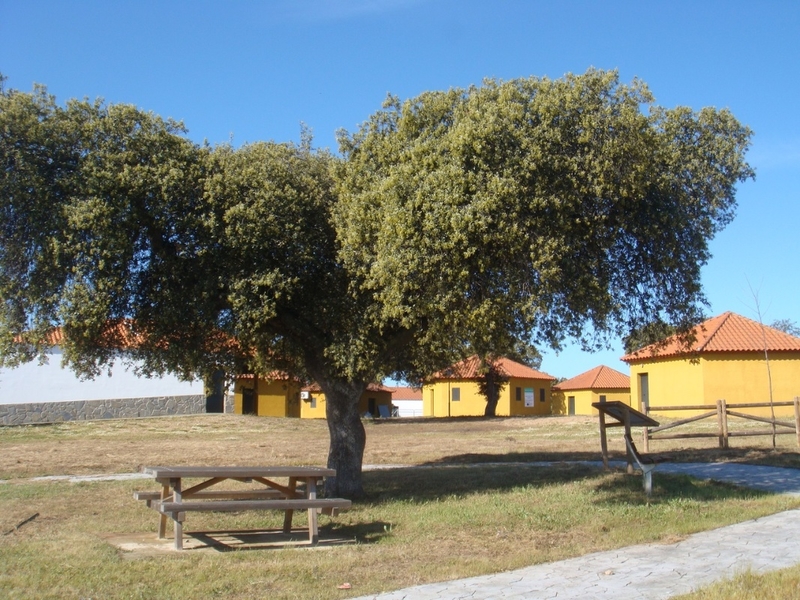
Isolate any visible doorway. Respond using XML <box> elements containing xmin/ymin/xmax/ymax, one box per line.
<box><xmin>242</xmin><ymin>388</ymin><xmax>257</xmax><ymax>415</ymax></box>
<box><xmin>638</xmin><ymin>373</ymin><xmax>650</xmax><ymax>412</ymax></box>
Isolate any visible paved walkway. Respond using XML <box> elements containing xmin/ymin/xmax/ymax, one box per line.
<box><xmin>352</xmin><ymin>462</ymin><xmax>800</xmax><ymax>600</ymax></box>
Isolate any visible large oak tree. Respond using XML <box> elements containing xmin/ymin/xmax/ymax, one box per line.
<box><xmin>0</xmin><ymin>70</ymin><xmax>753</xmax><ymax>497</ymax></box>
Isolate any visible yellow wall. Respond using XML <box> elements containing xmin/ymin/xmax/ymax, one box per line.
<box><xmin>628</xmin><ymin>352</ymin><xmax>800</xmax><ymax>418</ymax></box>
<box><xmin>703</xmin><ymin>353</ymin><xmax>800</xmax><ymax>417</ymax></box>
<box><xmin>233</xmin><ymin>378</ymin><xmax>301</xmax><ymax>418</ymax></box>
<box><xmin>552</xmin><ymin>389</ymin><xmax>631</xmax><ymax>416</ymax></box>
<box><xmin>422</xmin><ymin>378</ymin><xmax>552</xmax><ymax>417</ymax></box>
<box><xmin>300</xmin><ymin>389</ymin><xmax>326</xmax><ymax>419</ymax></box>
<box><xmin>300</xmin><ymin>389</ymin><xmax>393</xmax><ymax>419</ymax></box>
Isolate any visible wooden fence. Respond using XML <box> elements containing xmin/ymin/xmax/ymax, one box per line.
<box><xmin>642</xmin><ymin>398</ymin><xmax>800</xmax><ymax>452</ymax></box>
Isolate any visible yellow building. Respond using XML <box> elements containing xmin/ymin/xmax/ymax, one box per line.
<box><xmin>552</xmin><ymin>365</ymin><xmax>631</xmax><ymax>415</ymax></box>
<box><xmin>234</xmin><ymin>376</ymin><xmax>393</xmax><ymax>419</ymax></box>
<box><xmin>621</xmin><ymin>312</ymin><xmax>800</xmax><ymax>418</ymax></box>
<box><xmin>233</xmin><ymin>374</ymin><xmax>301</xmax><ymax>417</ymax></box>
<box><xmin>423</xmin><ymin>355</ymin><xmax>555</xmax><ymax>417</ymax></box>
<box><xmin>299</xmin><ymin>383</ymin><xmax>393</xmax><ymax>419</ymax></box>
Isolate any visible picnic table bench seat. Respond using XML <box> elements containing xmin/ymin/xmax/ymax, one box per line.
<box><xmin>133</xmin><ymin>488</ymin><xmax>295</xmax><ymax>506</ymax></box>
<box><xmin>154</xmin><ymin>497</ymin><xmax>351</xmax><ymax>514</ymax></box>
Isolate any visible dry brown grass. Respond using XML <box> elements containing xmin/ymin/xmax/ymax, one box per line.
<box><xmin>2</xmin><ymin>413</ymin><xmax>799</xmax><ymax>481</ymax></box>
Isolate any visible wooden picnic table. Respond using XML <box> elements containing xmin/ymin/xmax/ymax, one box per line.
<box><xmin>136</xmin><ymin>465</ymin><xmax>350</xmax><ymax>550</ymax></box>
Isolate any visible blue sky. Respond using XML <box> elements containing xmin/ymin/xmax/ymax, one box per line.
<box><xmin>2</xmin><ymin>0</ymin><xmax>799</xmax><ymax>380</ymax></box>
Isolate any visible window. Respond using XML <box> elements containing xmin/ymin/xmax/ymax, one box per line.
<box><xmin>599</xmin><ymin>394</ymin><xmax>607</xmax><ymax>403</ymax></box>
<box><xmin>451</xmin><ymin>387</ymin><xmax>461</xmax><ymax>401</ymax></box>
<box><xmin>516</xmin><ymin>387</ymin><xmax>522</xmax><ymax>401</ymax></box>
<box><xmin>539</xmin><ymin>388</ymin><xmax>545</xmax><ymax>403</ymax></box>
<box><xmin>310</xmin><ymin>397</ymin><xmax>317</xmax><ymax>409</ymax></box>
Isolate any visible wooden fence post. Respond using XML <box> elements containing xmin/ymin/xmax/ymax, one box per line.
<box><xmin>721</xmin><ymin>399</ymin><xmax>729</xmax><ymax>448</ymax></box>
<box><xmin>624</xmin><ymin>409</ymin><xmax>633</xmax><ymax>475</ymax></box>
<box><xmin>717</xmin><ymin>399</ymin><xmax>729</xmax><ymax>449</ymax></box>
<box><xmin>794</xmin><ymin>397</ymin><xmax>800</xmax><ymax>448</ymax></box>
<box><xmin>598</xmin><ymin>410</ymin><xmax>609</xmax><ymax>470</ymax></box>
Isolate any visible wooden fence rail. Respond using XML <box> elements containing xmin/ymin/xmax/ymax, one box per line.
<box><xmin>642</xmin><ymin>398</ymin><xmax>800</xmax><ymax>451</ymax></box>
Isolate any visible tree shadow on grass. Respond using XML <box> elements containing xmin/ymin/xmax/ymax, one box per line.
<box><xmin>420</xmin><ymin>450</ymin><xmax>609</xmax><ymax>464</ymax></box>
<box><xmin>360</xmin><ymin>461</ymin><xmax>606</xmax><ymax>504</ymax></box>
<box><xmin>592</xmin><ymin>470</ymin><xmax>773</xmax><ymax>506</ymax></box>
<box><xmin>419</xmin><ymin>448</ymin><xmax>800</xmax><ymax>468</ymax></box>
<box><xmin>359</xmin><ymin>458</ymin><xmax>776</xmax><ymax>508</ymax></box>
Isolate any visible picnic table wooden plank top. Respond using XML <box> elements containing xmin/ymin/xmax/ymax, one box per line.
<box><xmin>141</xmin><ymin>465</ymin><xmax>336</xmax><ymax>479</ymax></box>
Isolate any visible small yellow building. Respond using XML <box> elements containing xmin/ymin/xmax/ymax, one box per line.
<box><xmin>552</xmin><ymin>365</ymin><xmax>631</xmax><ymax>415</ymax></box>
<box><xmin>298</xmin><ymin>383</ymin><xmax>393</xmax><ymax>419</ymax></box>
<box><xmin>234</xmin><ymin>376</ymin><xmax>393</xmax><ymax>419</ymax></box>
<box><xmin>233</xmin><ymin>374</ymin><xmax>301</xmax><ymax>417</ymax></box>
<box><xmin>621</xmin><ymin>312</ymin><xmax>800</xmax><ymax>418</ymax></box>
<box><xmin>423</xmin><ymin>355</ymin><xmax>555</xmax><ymax>417</ymax></box>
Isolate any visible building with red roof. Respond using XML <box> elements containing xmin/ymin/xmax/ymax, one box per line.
<box><xmin>390</xmin><ymin>386</ymin><xmax>423</xmax><ymax>417</ymax></box>
<box><xmin>422</xmin><ymin>355</ymin><xmax>556</xmax><ymax>417</ymax></box>
<box><xmin>552</xmin><ymin>365</ymin><xmax>631</xmax><ymax>415</ymax></box>
<box><xmin>234</xmin><ymin>375</ymin><xmax>393</xmax><ymax>419</ymax></box>
<box><xmin>621</xmin><ymin>312</ymin><xmax>800</xmax><ymax>418</ymax></box>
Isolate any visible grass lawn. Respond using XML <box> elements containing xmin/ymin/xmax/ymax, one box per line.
<box><xmin>1</xmin><ymin>414</ymin><xmax>800</xmax><ymax>599</ymax></box>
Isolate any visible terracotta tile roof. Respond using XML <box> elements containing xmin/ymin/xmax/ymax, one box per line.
<box><xmin>621</xmin><ymin>312</ymin><xmax>800</xmax><ymax>362</ymax></box>
<box><xmin>237</xmin><ymin>371</ymin><xmax>294</xmax><ymax>381</ymax></box>
<box><xmin>390</xmin><ymin>386</ymin><xmax>422</xmax><ymax>401</ymax></box>
<box><xmin>431</xmin><ymin>355</ymin><xmax>555</xmax><ymax>381</ymax></box>
<box><xmin>16</xmin><ymin>320</ymin><xmax>141</xmax><ymax>349</ymax></box>
<box><xmin>301</xmin><ymin>382</ymin><xmax>391</xmax><ymax>394</ymax></box>
<box><xmin>553</xmin><ymin>365</ymin><xmax>630</xmax><ymax>391</ymax></box>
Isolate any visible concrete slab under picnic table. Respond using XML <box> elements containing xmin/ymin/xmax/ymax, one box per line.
<box><xmin>102</xmin><ymin>528</ymin><xmax>355</xmax><ymax>557</ymax></box>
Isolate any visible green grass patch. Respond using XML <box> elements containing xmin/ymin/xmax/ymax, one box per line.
<box><xmin>674</xmin><ymin>564</ymin><xmax>800</xmax><ymax>600</ymax></box>
<box><xmin>1</xmin><ymin>464</ymin><xmax>797</xmax><ymax>599</ymax></box>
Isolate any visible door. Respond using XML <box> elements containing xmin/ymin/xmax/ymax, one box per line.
<box><xmin>568</xmin><ymin>396</ymin><xmax>575</xmax><ymax>415</ymax></box>
<box><xmin>242</xmin><ymin>388</ymin><xmax>257</xmax><ymax>415</ymax></box>
<box><xmin>638</xmin><ymin>373</ymin><xmax>650</xmax><ymax>412</ymax></box>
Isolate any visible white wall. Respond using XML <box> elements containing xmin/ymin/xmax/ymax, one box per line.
<box><xmin>0</xmin><ymin>348</ymin><xmax>201</xmax><ymax>405</ymax></box>
<box><xmin>392</xmin><ymin>399</ymin><xmax>423</xmax><ymax>417</ymax></box>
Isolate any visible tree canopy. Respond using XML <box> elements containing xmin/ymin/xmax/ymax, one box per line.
<box><xmin>0</xmin><ymin>69</ymin><xmax>754</xmax><ymax>496</ymax></box>
<box><xmin>771</xmin><ymin>319</ymin><xmax>800</xmax><ymax>338</ymax></box>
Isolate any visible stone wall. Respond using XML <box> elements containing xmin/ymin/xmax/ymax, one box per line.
<box><xmin>0</xmin><ymin>395</ymin><xmax>209</xmax><ymax>426</ymax></box>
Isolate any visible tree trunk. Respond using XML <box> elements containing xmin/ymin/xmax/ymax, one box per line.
<box><xmin>320</xmin><ymin>378</ymin><xmax>368</xmax><ymax>499</ymax></box>
<box><xmin>484</xmin><ymin>371</ymin><xmax>499</xmax><ymax>417</ymax></box>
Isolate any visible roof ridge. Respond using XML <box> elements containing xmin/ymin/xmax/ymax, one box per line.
<box><xmin>697</xmin><ymin>311</ymin><xmax>732</xmax><ymax>352</ymax></box>
<box><xmin>587</xmin><ymin>365</ymin><xmax>604</xmax><ymax>387</ymax></box>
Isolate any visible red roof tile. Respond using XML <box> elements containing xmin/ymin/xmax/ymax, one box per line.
<box><xmin>390</xmin><ymin>386</ymin><xmax>423</xmax><ymax>400</ymax></box>
<box><xmin>431</xmin><ymin>355</ymin><xmax>555</xmax><ymax>381</ymax></box>
<box><xmin>16</xmin><ymin>320</ymin><xmax>142</xmax><ymax>349</ymax></box>
<box><xmin>301</xmin><ymin>382</ymin><xmax>391</xmax><ymax>394</ymax></box>
<box><xmin>553</xmin><ymin>365</ymin><xmax>630</xmax><ymax>391</ymax></box>
<box><xmin>621</xmin><ymin>312</ymin><xmax>800</xmax><ymax>362</ymax></box>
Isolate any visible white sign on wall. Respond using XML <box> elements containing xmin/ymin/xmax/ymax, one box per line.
<box><xmin>524</xmin><ymin>388</ymin><xmax>534</xmax><ymax>407</ymax></box>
